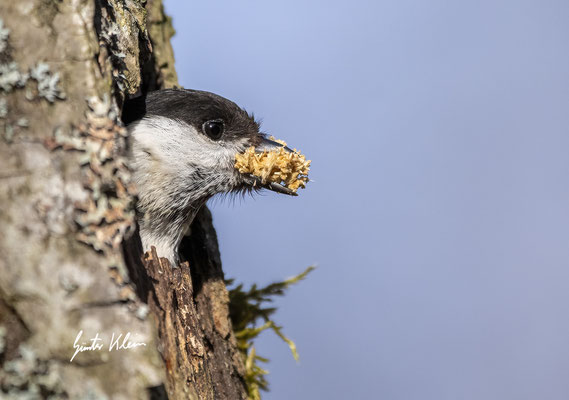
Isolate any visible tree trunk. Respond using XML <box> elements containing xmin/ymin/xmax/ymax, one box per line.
<box><xmin>0</xmin><ymin>1</ymin><xmax>247</xmax><ymax>398</ymax></box>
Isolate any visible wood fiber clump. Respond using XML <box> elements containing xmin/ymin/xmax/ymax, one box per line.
<box><xmin>234</xmin><ymin>137</ymin><xmax>311</xmax><ymax>192</ymax></box>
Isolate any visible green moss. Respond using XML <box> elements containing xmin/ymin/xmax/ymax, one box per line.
<box><xmin>227</xmin><ymin>266</ymin><xmax>315</xmax><ymax>399</ymax></box>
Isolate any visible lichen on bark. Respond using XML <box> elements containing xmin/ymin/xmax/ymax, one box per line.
<box><xmin>0</xmin><ymin>0</ymin><xmax>164</xmax><ymax>397</ymax></box>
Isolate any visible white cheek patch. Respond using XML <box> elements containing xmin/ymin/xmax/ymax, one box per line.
<box><xmin>130</xmin><ymin>116</ymin><xmax>249</xmax><ymax>171</ymax></box>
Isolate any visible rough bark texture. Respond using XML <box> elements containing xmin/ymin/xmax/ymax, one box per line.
<box><xmin>125</xmin><ymin>209</ymin><xmax>248</xmax><ymax>399</ymax></box>
<box><xmin>0</xmin><ymin>0</ymin><xmax>246</xmax><ymax>398</ymax></box>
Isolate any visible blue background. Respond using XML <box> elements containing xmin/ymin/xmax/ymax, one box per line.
<box><xmin>164</xmin><ymin>1</ymin><xmax>569</xmax><ymax>398</ymax></box>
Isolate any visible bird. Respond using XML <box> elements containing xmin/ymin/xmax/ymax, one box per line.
<box><xmin>122</xmin><ymin>88</ymin><xmax>297</xmax><ymax>265</ymax></box>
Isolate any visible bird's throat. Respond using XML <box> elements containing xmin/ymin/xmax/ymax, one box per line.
<box><xmin>138</xmin><ymin>198</ymin><xmax>206</xmax><ymax>266</ymax></box>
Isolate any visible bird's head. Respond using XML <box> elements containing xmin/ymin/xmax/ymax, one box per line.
<box><xmin>125</xmin><ymin>89</ymin><xmax>295</xmax><ymax>201</ymax></box>
<box><xmin>123</xmin><ymin>88</ymin><xmax>297</xmax><ymax>263</ymax></box>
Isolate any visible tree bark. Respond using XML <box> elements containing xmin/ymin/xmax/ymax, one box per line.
<box><xmin>0</xmin><ymin>1</ymin><xmax>247</xmax><ymax>399</ymax></box>
<box><xmin>125</xmin><ymin>208</ymin><xmax>248</xmax><ymax>399</ymax></box>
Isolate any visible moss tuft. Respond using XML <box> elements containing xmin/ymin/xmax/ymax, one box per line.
<box><xmin>227</xmin><ymin>266</ymin><xmax>315</xmax><ymax>399</ymax></box>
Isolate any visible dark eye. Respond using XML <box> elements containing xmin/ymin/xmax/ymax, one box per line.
<box><xmin>202</xmin><ymin>120</ymin><xmax>224</xmax><ymax>140</ymax></box>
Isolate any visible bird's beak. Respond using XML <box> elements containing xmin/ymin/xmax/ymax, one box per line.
<box><xmin>241</xmin><ymin>137</ymin><xmax>298</xmax><ymax>196</ymax></box>
<box><xmin>255</xmin><ymin>137</ymin><xmax>294</xmax><ymax>153</ymax></box>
